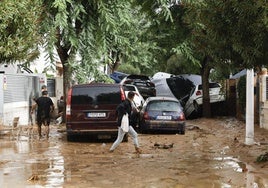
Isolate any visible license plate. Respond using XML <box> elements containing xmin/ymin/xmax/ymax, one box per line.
<box><xmin>156</xmin><ymin>116</ymin><xmax>172</xmax><ymax>120</ymax></box>
<box><xmin>87</xmin><ymin>112</ymin><xmax>106</xmax><ymax>118</ymax></box>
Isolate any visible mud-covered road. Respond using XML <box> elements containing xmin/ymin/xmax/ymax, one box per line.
<box><xmin>0</xmin><ymin>117</ymin><xmax>268</xmax><ymax>188</ymax></box>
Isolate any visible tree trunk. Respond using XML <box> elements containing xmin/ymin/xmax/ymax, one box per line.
<box><xmin>55</xmin><ymin>30</ymin><xmax>71</xmax><ymax>123</ymax></box>
<box><xmin>109</xmin><ymin>50</ymin><xmax>121</xmax><ymax>73</ymax></box>
<box><xmin>201</xmin><ymin>56</ymin><xmax>211</xmax><ymax>118</ymax></box>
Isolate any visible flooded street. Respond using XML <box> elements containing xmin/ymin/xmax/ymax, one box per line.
<box><xmin>0</xmin><ymin>117</ymin><xmax>268</xmax><ymax>188</ymax></box>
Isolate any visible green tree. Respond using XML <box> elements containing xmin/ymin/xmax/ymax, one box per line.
<box><xmin>40</xmin><ymin>0</ymin><xmax>173</xmax><ymax>90</ymax></box>
<box><xmin>206</xmin><ymin>0</ymin><xmax>267</xmax><ymax>116</ymax></box>
<box><xmin>39</xmin><ymin>0</ymin><xmax>171</xmax><ymax>122</ymax></box>
<box><xmin>175</xmin><ymin>0</ymin><xmax>268</xmax><ymax>117</ymax></box>
<box><xmin>166</xmin><ymin>53</ymin><xmax>200</xmax><ymax>75</ymax></box>
<box><xmin>117</xmin><ymin>64</ymin><xmax>140</xmax><ymax>75</ymax></box>
<box><xmin>139</xmin><ymin>1</ymin><xmax>195</xmax><ymax>75</ymax></box>
<box><xmin>0</xmin><ymin>0</ymin><xmax>41</xmax><ymax>64</ymax></box>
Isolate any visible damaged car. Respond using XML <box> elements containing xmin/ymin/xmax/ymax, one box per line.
<box><xmin>152</xmin><ymin>74</ymin><xmax>225</xmax><ymax>118</ymax></box>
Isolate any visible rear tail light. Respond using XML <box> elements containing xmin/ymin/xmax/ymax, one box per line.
<box><xmin>120</xmin><ymin>87</ymin><xmax>126</xmax><ymax>101</ymax></box>
<box><xmin>177</xmin><ymin>113</ymin><xmax>185</xmax><ymax>121</ymax></box>
<box><xmin>196</xmin><ymin>90</ymin><xmax>202</xmax><ymax>96</ymax></box>
<box><xmin>143</xmin><ymin>112</ymin><xmax>150</xmax><ymax>120</ymax></box>
<box><xmin>66</xmin><ymin>88</ymin><xmax>72</xmax><ymax>119</ymax></box>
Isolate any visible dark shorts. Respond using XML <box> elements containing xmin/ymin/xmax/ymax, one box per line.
<box><xmin>37</xmin><ymin>116</ymin><xmax>50</xmax><ymax>126</ymax></box>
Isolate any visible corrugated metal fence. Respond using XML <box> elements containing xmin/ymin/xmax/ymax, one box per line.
<box><xmin>0</xmin><ymin>72</ymin><xmax>46</xmax><ymax>126</ymax></box>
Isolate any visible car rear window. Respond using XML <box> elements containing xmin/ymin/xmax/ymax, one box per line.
<box><xmin>123</xmin><ymin>85</ymin><xmax>135</xmax><ymax>91</ymax></box>
<box><xmin>134</xmin><ymin>82</ymin><xmax>147</xmax><ymax>86</ymax></box>
<box><xmin>126</xmin><ymin>75</ymin><xmax>150</xmax><ymax>80</ymax></box>
<box><xmin>198</xmin><ymin>83</ymin><xmax>221</xmax><ymax>90</ymax></box>
<box><xmin>71</xmin><ymin>86</ymin><xmax>121</xmax><ymax>105</ymax></box>
<box><xmin>147</xmin><ymin>101</ymin><xmax>180</xmax><ymax>111</ymax></box>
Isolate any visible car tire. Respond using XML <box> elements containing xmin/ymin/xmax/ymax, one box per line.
<box><xmin>67</xmin><ymin>134</ymin><xmax>76</xmax><ymax>142</ymax></box>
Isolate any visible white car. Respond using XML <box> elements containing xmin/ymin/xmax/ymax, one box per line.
<box><xmin>184</xmin><ymin>82</ymin><xmax>225</xmax><ymax>117</ymax></box>
<box><xmin>152</xmin><ymin>74</ymin><xmax>225</xmax><ymax>118</ymax></box>
<box><xmin>122</xmin><ymin>84</ymin><xmax>145</xmax><ymax>108</ymax></box>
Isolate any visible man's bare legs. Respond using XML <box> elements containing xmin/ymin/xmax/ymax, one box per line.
<box><xmin>44</xmin><ymin>125</ymin><xmax>49</xmax><ymax>139</ymax></box>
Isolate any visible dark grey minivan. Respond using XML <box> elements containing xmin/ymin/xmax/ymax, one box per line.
<box><xmin>66</xmin><ymin>83</ymin><xmax>126</xmax><ymax>141</ymax></box>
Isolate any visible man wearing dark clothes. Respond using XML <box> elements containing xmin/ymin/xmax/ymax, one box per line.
<box><xmin>31</xmin><ymin>90</ymin><xmax>54</xmax><ymax>139</ymax></box>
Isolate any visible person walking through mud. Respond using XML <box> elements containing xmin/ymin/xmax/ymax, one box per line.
<box><xmin>110</xmin><ymin>91</ymin><xmax>141</xmax><ymax>153</ymax></box>
<box><xmin>31</xmin><ymin>90</ymin><xmax>54</xmax><ymax>139</ymax></box>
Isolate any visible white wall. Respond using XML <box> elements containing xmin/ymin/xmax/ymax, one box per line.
<box><xmin>259</xmin><ymin>74</ymin><xmax>268</xmax><ymax>129</ymax></box>
<box><xmin>3</xmin><ymin>102</ymin><xmax>30</xmax><ymax>126</ymax></box>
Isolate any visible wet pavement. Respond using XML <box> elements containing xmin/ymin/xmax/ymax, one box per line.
<box><xmin>0</xmin><ymin>118</ymin><xmax>268</xmax><ymax>188</ymax></box>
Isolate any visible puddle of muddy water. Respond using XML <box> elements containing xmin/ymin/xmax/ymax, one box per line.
<box><xmin>0</xmin><ymin>127</ymin><xmax>268</xmax><ymax>188</ymax></box>
<box><xmin>213</xmin><ymin>155</ymin><xmax>268</xmax><ymax>188</ymax></box>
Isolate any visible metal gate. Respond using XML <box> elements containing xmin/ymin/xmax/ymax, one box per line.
<box><xmin>0</xmin><ymin>72</ymin><xmax>46</xmax><ymax>126</ymax></box>
<box><xmin>259</xmin><ymin>74</ymin><xmax>268</xmax><ymax>129</ymax></box>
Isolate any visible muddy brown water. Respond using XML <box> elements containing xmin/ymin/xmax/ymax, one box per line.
<box><xmin>0</xmin><ymin>117</ymin><xmax>268</xmax><ymax>188</ymax></box>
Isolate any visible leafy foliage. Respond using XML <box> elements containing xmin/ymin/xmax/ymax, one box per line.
<box><xmin>117</xmin><ymin>64</ymin><xmax>140</xmax><ymax>75</ymax></box>
<box><xmin>141</xmin><ymin>1</ymin><xmax>196</xmax><ymax>75</ymax></box>
<box><xmin>40</xmin><ymin>0</ymin><xmax>172</xmax><ymax>85</ymax></box>
<box><xmin>165</xmin><ymin>0</ymin><xmax>268</xmax><ymax>117</ymax></box>
<box><xmin>0</xmin><ymin>0</ymin><xmax>41</xmax><ymax>63</ymax></box>
<box><xmin>166</xmin><ymin>53</ymin><xmax>200</xmax><ymax>75</ymax></box>
<box><xmin>194</xmin><ymin>0</ymin><xmax>268</xmax><ymax>68</ymax></box>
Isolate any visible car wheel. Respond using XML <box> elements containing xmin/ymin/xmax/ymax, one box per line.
<box><xmin>139</xmin><ymin>127</ymin><xmax>146</xmax><ymax>134</ymax></box>
<box><xmin>67</xmin><ymin>134</ymin><xmax>76</xmax><ymax>142</ymax></box>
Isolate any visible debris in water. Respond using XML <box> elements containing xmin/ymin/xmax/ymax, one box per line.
<box><xmin>256</xmin><ymin>152</ymin><xmax>268</xmax><ymax>163</ymax></box>
<box><xmin>154</xmin><ymin>143</ymin><xmax>174</xmax><ymax>149</ymax></box>
<box><xmin>27</xmin><ymin>174</ymin><xmax>39</xmax><ymax>181</ymax></box>
<box><xmin>187</xmin><ymin>125</ymin><xmax>200</xmax><ymax>130</ymax></box>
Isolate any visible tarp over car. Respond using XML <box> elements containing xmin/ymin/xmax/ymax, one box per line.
<box><xmin>109</xmin><ymin>71</ymin><xmax>128</xmax><ymax>83</ymax></box>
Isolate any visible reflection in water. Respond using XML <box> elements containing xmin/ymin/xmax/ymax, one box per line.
<box><xmin>221</xmin><ymin>183</ymin><xmax>231</xmax><ymax>188</ymax></box>
<box><xmin>43</xmin><ymin>146</ymin><xmax>65</xmax><ymax>187</ymax></box>
<box><xmin>214</xmin><ymin>156</ymin><xmax>244</xmax><ymax>172</ymax></box>
<box><xmin>23</xmin><ymin>141</ymin><xmax>66</xmax><ymax>187</ymax></box>
<box><xmin>214</xmin><ymin>156</ymin><xmax>267</xmax><ymax>188</ymax></box>
<box><xmin>1</xmin><ymin>131</ymin><xmax>268</xmax><ymax>188</ymax></box>
<box><xmin>0</xmin><ymin>138</ymin><xmax>65</xmax><ymax>187</ymax></box>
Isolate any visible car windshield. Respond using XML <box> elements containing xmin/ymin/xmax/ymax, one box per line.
<box><xmin>147</xmin><ymin>101</ymin><xmax>180</xmax><ymax>111</ymax></box>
